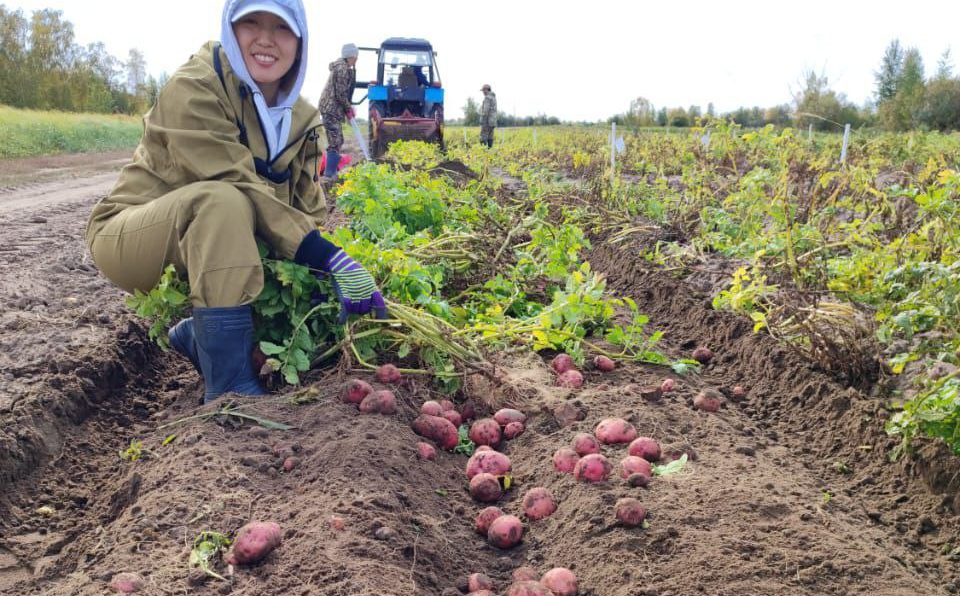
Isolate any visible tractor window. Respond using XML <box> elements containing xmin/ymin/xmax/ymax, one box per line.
<box><xmin>381</xmin><ymin>49</ymin><xmax>433</xmax><ymax>86</ymax></box>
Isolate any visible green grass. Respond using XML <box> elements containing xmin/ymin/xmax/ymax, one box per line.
<box><xmin>0</xmin><ymin>104</ymin><xmax>142</xmax><ymax>158</ymax></box>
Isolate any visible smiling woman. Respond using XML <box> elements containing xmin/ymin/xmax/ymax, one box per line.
<box><xmin>83</xmin><ymin>0</ymin><xmax>385</xmax><ymax>404</ymax></box>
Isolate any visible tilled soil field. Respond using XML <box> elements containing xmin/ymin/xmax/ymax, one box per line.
<box><xmin>1</xmin><ymin>151</ymin><xmax>959</xmax><ymax>596</ymax></box>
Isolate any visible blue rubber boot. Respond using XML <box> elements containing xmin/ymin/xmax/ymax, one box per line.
<box><xmin>324</xmin><ymin>149</ymin><xmax>340</xmax><ymax>179</ymax></box>
<box><xmin>168</xmin><ymin>318</ymin><xmax>200</xmax><ymax>373</ymax></box>
<box><xmin>193</xmin><ymin>305</ymin><xmax>266</xmax><ymax>403</ymax></box>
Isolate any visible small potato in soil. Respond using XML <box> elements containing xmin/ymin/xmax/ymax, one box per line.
<box><xmin>571</xmin><ymin>432</ymin><xmax>601</xmax><ymax>456</ymax></box>
<box><xmin>226</xmin><ymin>521</ymin><xmax>282</xmax><ymax>565</ymax></box>
<box><xmin>693</xmin><ymin>390</ymin><xmax>722</xmax><ymax>412</ymax></box>
<box><xmin>468</xmin><ymin>573</ymin><xmax>495</xmax><ymax>592</ymax></box>
<box><xmin>441</xmin><ymin>409</ymin><xmax>462</xmax><ymax>427</ymax></box>
<box><xmin>487</xmin><ymin>514</ymin><xmax>524</xmax><ymax>549</ymax></box>
<box><xmin>359</xmin><ymin>389</ymin><xmax>396</xmax><ymax>414</ymax></box>
<box><xmin>573</xmin><ymin>453</ymin><xmax>612</xmax><ymax>482</ymax></box>
<box><xmin>469</xmin><ymin>418</ymin><xmax>502</xmax><ymax>447</ymax></box>
<box><xmin>628</xmin><ymin>437</ymin><xmax>661</xmax><ymax>462</ymax></box>
<box><xmin>521</xmin><ymin>487</ymin><xmax>557</xmax><ymax>520</ymax></box>
<box><xmin>541</xmin><ymin>567</ymin><xmax>579</xmax><ymax>596</ymax></box>
<box><xmin>553</xmin><ymin>447</ymin><xmax>580</xmax><ymax>473</ymax></box>
<box><xmin>475</xmin><ymin>506</ymin><xmax>504</xmax><ymax>535</ymax></box>
<box><xmin>660</xmin><ymin>378</ymin><xmax>676</xmax><ymax>393</ymax></box>
<box><xmin>109</xmin><ymin>573</ymin><xmax>144</xmax><ymax>593</ymax></box>
<box><xmin>417</xmin><ymin>442</ymin><xmax>437</xmax><ymax>461</ymax></box>
<box><xmin>615</xmin><ymin>498</ymin><xmax>648</xmax><ymax>527</ymax></box>
<box><xmin>421</xmin><ymin>400</ymin><xmax>443</xmax><ymax>416</ymax></box>
<box><xmin>512</xmin><ymin>566</ymin><xmax>540</xmax><ymax>582</ymax></box>
<box><xmin>470</xmin><ymin>473</ymin><xmax>503</xmax><ymax>503</ymax></box>
<box><xmin>732</xmin><ymin>385</ymin><xmax>747</xmax><ymax>399</ymax></box>
<box><xmin>342</xmin><ymin>379</ymin><xmax>374</xmax><ymax>404</ymax></box>
<box><xmin>551</xmin><ymin>353</ymin><xmax>575</xmax><ymax>374</ymax></box>
<box><xmin>620</xmin><ymin>455</ymin><xmax>653</xmax><ymax>479</ymax></box>
<box><xmin>376</xmin><ymin>363</ymin><xmax>402</xmax><ymax>383</ymax></box>
<box><xmin>466</xmin><ymin>450</ymin><xmax>512</xmax><ymax>479</ymax></box>
<box><xmin>503</xmin><ymin>421</ymin><xmax>525</xmax><ymax>439</ymax></box>
<box><xmin>507</xmin><ymin>581</ymin><xmax>552</xmax><ymax>596</ymax></box>
<box><xmin>556</xmin><ymin>369</ymin><xmax>584</xmax><ymax>388</ymax></box>
<box><xmin>494</xmin><ymin>408</ymin><xmax>526</xmax><ymax>427</ymax></box>
<box><xmin>439</xmin><ymin>399</ymin><xmax>456</xmax><ymax>411</ymax></box>
<box><xmin>594</xmin><ymin>418</ymin><xmax>638</xmax><ymax>444</ymax></box>
<box><xmin>282</xmin><ymin>456</ymin><xmax>299</xmax><ymax>472</ymax></box>
<box><xmin>593</xmin><ymin>354</ymin><xmax>616</xmax><ymax>372</ymax></box>
<box><xmin>691</xmin><ymin>346</ymin><xmax>713</xmax><ymax>364</ymax></box>
<box><xmin>412</xmin><ymin>415</ymin><xmax>459</xmax><ymax>450</ymax></box>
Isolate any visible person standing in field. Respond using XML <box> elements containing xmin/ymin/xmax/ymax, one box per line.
<box><xmin>318</xmin><ymin>43</ymin><xmax>358</xmax><ymax>180</ymax></box>
<box><xmin>84</xmin><ymin>0</ymin><xmax>384</xmax><ymax>404</ymax></box>
<box><xmin>480</xmin><ymin>84</ymin><xmax>497</xmax><ymax>148</ymax></box>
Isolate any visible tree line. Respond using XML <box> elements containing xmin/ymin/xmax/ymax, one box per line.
<box><xmin>0</xmin><ymin>6</ymin><xmax>162</xmax><ymax>114</ymax></box>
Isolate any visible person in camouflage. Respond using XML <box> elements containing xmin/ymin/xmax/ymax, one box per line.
<box><xmin>480</xmin><ymin>84</ymin><xmax>497</xmax><ymax>148</ymax></box>
<box><xmin>318</xmin><ymin>43</ymin><xmax>358</xmax><ymax>178</ymax></box>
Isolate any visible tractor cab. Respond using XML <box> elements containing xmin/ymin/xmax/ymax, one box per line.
<box><xmin>355</xmin><ymin>38</ymin><xmax>444</xmax><ymax>157</ymax></box>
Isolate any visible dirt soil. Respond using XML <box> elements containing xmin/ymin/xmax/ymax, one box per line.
<box><xmin>1</xmin><ymin>151</ymin><xmax>959</xmax><ymax>596</ymax></box>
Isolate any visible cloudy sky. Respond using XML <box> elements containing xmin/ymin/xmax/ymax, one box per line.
<box><xmin>6</xmin><ymin>0</ymin><xmax>959</xmax><ymax>120</ymax></box>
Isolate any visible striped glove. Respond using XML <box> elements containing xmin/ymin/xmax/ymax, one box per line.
<box><xmin>325</xmin><ymin>249</ymin><xmax>387</xmax><ymax>320</ymax></box>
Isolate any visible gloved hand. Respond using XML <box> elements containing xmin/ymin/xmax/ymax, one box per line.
<box><xmin>295</xmin><ymin>230</ymin><xmax>387</xmax><ymax>321</ymax></box>
<box><xmin>324</xmin><ymin>249</ymin><xmax>387</xmax><ymax>321</ymax></box>
<box><xmin>345</xmin><ymin>107</ymin><xmax>356</xmax><ymax>120</ymax></box>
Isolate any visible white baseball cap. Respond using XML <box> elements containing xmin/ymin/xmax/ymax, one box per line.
<box><xmin>231</xmin><ymin>1</ymin><xmax>301</xmax><ymax>38</ymax></box>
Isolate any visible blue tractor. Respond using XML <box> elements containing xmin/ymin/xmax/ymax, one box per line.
<box><xmin>355</xmin><ymin>38</ymin><xmax>444</xmax><ymax>158</ymax></box>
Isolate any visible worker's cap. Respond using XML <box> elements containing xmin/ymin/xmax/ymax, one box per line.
<box><xmin>481</xmin><ymin>84</ymin><xmax>491</xmax><ymax>91</ymax></box>
<box><xmin>231</xmin><ymin>0</ymin><xmax>301</xmax><ymax>38</ymax></box>
<box><xmin>342</xmin><ymin>43</ymin><xmax>359</xmax><ymax>58</ymax></box>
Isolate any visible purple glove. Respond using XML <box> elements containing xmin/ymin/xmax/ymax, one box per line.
<box><xmin>295</xmin><ymin>230</ymin><xmax>387</xmax><ymax>321</ymax></box>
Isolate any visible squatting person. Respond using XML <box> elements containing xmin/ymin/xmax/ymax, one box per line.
<box><xmin>84</xmin><ymin>0</ymin><xmax>384</xmax><ymax>404</ymax></box>
<box><xmin>318</xmin><ymin>42</ymin><xmax>358</xmax><ymax>180</ymax></box>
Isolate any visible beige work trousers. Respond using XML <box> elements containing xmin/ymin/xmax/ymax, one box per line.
<box><xmin>87</xmin><ymin>181</ymin><xmax>314</xmax><ymax>308</ymax></box>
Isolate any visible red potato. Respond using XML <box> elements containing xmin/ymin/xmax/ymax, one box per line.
<box><xmin>470</xmin><ymin>473</ymin><xmax>503</xmax><ymax>502</ymax></box>
<box><xmin>628</xmin><ymin>437</ymin><xmax>662</xmax><ymax>462</ymax></box>
<box><xmin>441</xmin><ymin>409</ymin><xmax>463</xmax><ymax>427</ymax></box>
<box><xmin>460</xmin><ymin>401</ymin><xmax>477</xmax><ymax>421</ymax></box>
<box><xmin>469</xmin><ymin>418</ymin><xmax>502</xmax><ymax>447</ymax></box>
<box><xmin>503</xmin><ymin>421</ymin><xmax>525</xmax><ymax>440</ymax></box>
<box><xmin>571</xmin><ymin>432</ymin><xmax>601</xmax><ymax>456</ymax></box>
<box><xmin>593</xmin><ymin>354</ymin><xmax>616</xmax><ymax>372</ymax></box>
<box><xmin>376</xmin><ymin>390</ymin><xmax>396</xmax><ymax>414</ymax></box>
<box><xmin>282</xmin><ymin>457</ymin><xmax>299</xmax><ymax>472</ymax></box>
<box><xmin>627</xmin><ymin>472</ymin><xmax>651</xmax><ymax>487</ymax></box>
<box><xmin>468</xmin><ymin>573</ymin><xmax>495</xmax><ymax>592</ymax></box>
<box><xmin>341</xmin><ymin>379</ymin><xmax>374</xmax><ymax>404</ymax></box>
<box><xmin>494</xmin><ymin>408</ymin><xmax>527</xmax><ymax>427</ymax></box>
<box><xmin>620</xmin><ymin>456</ymin><xmax>653</xmax><ymax>479</ymax></box>
<box><xmin>359</xmin><ymin>392</ymin><xmax>379</xmax><ymax>413</ymax></box>
<box><xmin>692</xmin><ymin>346</ymin><xmax>714</xmax><ymax>364</ymax></box>
<box><xmin>469</xmin><ymin>591</ymin><xmax>495</xmax><ymax>596</ymax></box>
<box><xmin>508</xmin><ymin>581</ymin><xmax>553</xmax><ymax>596</ymax></box>
<box><xmin>412</xmin><ymin>415</ymin><xmax>459</xmax><ymax>450</ymax></box>
<box><xmin>109</xmin><ymin>573</ymin><xmax>144</xmax><ymax>593</ymax></box>
<box><xmin>466</xmin><ymin>450</ymin><xmax>512</xmax><ymax>480</ymax></box>
<box><xmin>487</xmin><ymin>514</ymin><xmax>524</xmax><ymax>549</ymax></box>
<box><xmin>475</xmin><ymin>506</ymin><xmax>504</xmax><ymax>536</ymax></box>
<box><xmin>573</xmin><ymin>453</ymin><xmax>612</xmax><ymax>482</ymax></box>
<box><xmin>732</xmin><ymin>385</ymin><xmax>747</xmax><ymax>399</ymax></box>
<box><xmin>521</xmin><ymin>487</ymin><xmax>557</xmax><ymax>521</ymax></box>
<box><xmin>693</xmin><ymin>391</ymin><xmax>722</xmax><ymax>412</ymax></box>
<box><xmin>541</xmin><ymin>567</ymin><xmax>579</xmax><ymax>596</ymax></box>
<box><xmin>439</xmin><ymin>399</ymin><xmax>456</xmax><ymax>412</ymax></box>
<box><xmin>615</xmin><ymin>498</ymin><xmax>647</xmax><ymax>527</ymax></box>
<box><xmin>552</xmin><ymin>448</ymin><xmax>580</xmax><ymax>473</ymax></box>
<box><xmin>475</xmin><ymin>445</ymin><xmax>493</xmax><ymax>452</ymax></box>
<box><xmin>417</xmin><ymin>442</ymin><xmax>437</xmax><ymax>461</ymax></box>
<box><xmin>513</xmin><ymin>567</ymin><xmax>540</xmax><ymax>582</ymax></box>
<box><xmin>376</xmin><ymin>363</ymin><xmax>402</xmax><ymax>383</ymax></box>
<box><xmin>226</xmin><ymin>521</ymin><xmax>282</xmax><ymax>565</ymax></box>
<box><xmin>660</xmin><ymin>378</ymin><xmax>676</xmax><ymax>393</ymax></box>
<box><xmin>421</xmin><ymin>400</ymin><xmax>443</xmax><ymax>416</ymax></box>
<box><xmin>556</xmin><ymin>370</ymin><xmax>584</xmax><ymax>388</ymax></box>
<box><xmin>551</xmin><ymin>353</ymin><xmax>575</xmax><ymax>374</ymax></box>
<box><xmin>329</xmin><ymin>516</ymin><xmax>345</xmax><ymax>531</ymax></box>
<box><xmin>595</xmin><ymin>418</ymin><xmax>638</xmax><ymax>444</ymax></box>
